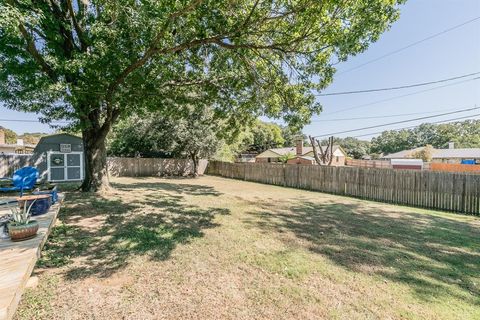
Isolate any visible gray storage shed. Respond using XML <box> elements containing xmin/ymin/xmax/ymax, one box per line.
<box><xmin>32</xmin><ymin>133</ymin><xmax>85</xmax><ymax>182</ymax></box>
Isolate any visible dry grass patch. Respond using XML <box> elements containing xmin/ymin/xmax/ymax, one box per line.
<box><xmin>14</xmin><ymin>176</ymin><xmax>480</xmax><ymax>320</ymax></box>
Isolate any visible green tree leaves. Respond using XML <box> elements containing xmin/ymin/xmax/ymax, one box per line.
<box><xmin>0</xmin><ymin>0</ymin><xmax>406</xmax><ymax>189</ymax></box>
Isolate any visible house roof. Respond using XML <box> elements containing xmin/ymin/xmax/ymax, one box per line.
<box><xmin>383</xmin><ymin>147</ymin><xmax>480</xmax><ymax>159</ymax></box>
<box><xmin>257</xmin><ymin>145</ymin><xmax>343</xmax><ymax>158</ymax></box>
<box><xmin>382</xmin><ymin>148</ymin><xmax>423</xmax><ymax>159</ymax></box>
<box><xmin>0</xmin><ymin>143</ymin><xmax>36</xmax><ymax>148</ymax></box>
<box><xmin>297</xmin><ymin>155</ymin><xmax>316</xmax><ymax>161</ymax></box>
<box><xmin>433</xmin><ymin>148</ymin><xmax>480</xmax><ymax>158</ymax></box>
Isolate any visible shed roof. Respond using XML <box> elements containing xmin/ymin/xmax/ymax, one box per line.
<box><xmin>37</xmin><ymin>133</ymin><xmax>82</xmax><ymax>142</ymax></box>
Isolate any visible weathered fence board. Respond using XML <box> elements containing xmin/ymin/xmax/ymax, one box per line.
<box><xmin>0</xmin><ymin>155</ymin><xmax>33</xmax><ymax>177</ymax></box>
<box><xmin>107</xmin><ymin>158</ymin><xmax>208</xmax><ymax>177</ymax></box>
<box><xmin>346</xmin><ymin>159</ymin><xmax>392</xmax><ymax>169</ymax></box>
<box><xmin>0</xmin><ymin>155</ymin><xmax>207</xmax><ymax>178</ymax></box>
<box><xmin>207</xmin><ymin>161</ymin><xmax>480</xmax><ymax>215</ymax></box>
<box><xmin>430</xmin><ymin>162</ymin><xmax>480</xmax><ymax>173</ymax></box>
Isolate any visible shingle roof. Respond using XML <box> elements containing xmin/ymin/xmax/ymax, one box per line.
<box><xmin>382</xmin><ymin>147</ymin><xmax>423</xmax><ymax>159</ymax></box>
<box><xmin>383</xmin><ymin>147</ymin><xmax>480</xmax><ymax>159</ymax></box>
<box><xmin>268</xmin><ymin>147</ymin><xmax>311</xmax><ymax>156</ymax></box>
<box><xmin>258</xmin><ymin>145</ymin><xmax>342</xmax><ymax>158</ymax></box>
<box><xmin>433</xmin><ymin>148</ymin><xmax>480</xmax><ymax>158</ymax></box>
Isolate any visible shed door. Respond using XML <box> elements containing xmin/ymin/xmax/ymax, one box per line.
<box><xmin>47</xmin><ymin>152</ymin><xmax>84</xmax><ymax>182</ymax></box>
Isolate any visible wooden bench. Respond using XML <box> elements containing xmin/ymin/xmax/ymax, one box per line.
<box><xmin>0</xmin><ymin>196</ymin><xmax>62</xmax><ymax>320</ymax></box>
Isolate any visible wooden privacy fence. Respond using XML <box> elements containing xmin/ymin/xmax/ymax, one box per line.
<box><xmin>346</xmin><ymin>159</ymin><xmax>392</xmax><ymax>169</ymax></box>
<box><xmin>108</xmin><ymin>158</ymin><xmax>208</xmax><ymax>177</ymax></box>
<box><xmin>207</xmin><ymin>161</ymin><xmax>480</xmax><ymax>215</ymax></box>
<box><xmin>431</xmin><ymin>162</ymin><xmax>480</xmax><ymax>173</ymax></box>
<box><xmin>1</xmin><ymin>154</ymin><xmax>207</xmax><ymax>178</ymax></box>
<box><xmin>0</xmin><ymin>154</ymin><xmax>33</xmax><ymax>177</ymax></box>
<box><xmin>347</xmin><ymin>159</ymin><xmax>432</xmax><ymax>170</ymax></box>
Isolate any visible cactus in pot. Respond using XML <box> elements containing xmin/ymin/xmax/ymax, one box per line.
<box><xmin>8</xmin><ymin>200</ymin><xmax>39</xmax><ymax>241</ymax></box>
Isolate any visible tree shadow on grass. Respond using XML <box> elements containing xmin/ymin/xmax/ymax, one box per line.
<box><xmin>38</xmin><ymin>180</ymin><xmax>228</xmax><ymax>280</ymax></box>
<box><xmin>243</xmin><ymin>199</ymin><xmax>480</xmax><ymax>304</ymax></box>
<box><xmin>112</xmin><ymin>180</ymin><xmax>222</xmax><ymax>196</ymax></box>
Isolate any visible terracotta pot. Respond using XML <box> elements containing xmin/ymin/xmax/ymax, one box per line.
<box><xmin>8</xmin><ymin>220</ymin><xmax>39</xmax><ymax>241</ymax></box>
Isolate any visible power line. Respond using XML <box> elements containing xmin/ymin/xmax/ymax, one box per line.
<box><xmin>352</xmin><ymin>114</ymin><xmax>480</xmax><ymax>138</ymax></box>
<box><xmin>0</xmin><ymin>119</ymin><xmax>69</xmax><ymax>123</ymax></box>
<box><xmin>316</xmin><ymin>72</ymin><xmax>479</xmax><ymax>96</ymax></box>
<box><xmin>313</xmin><ymin>106</ymin><xmax>478</xmax><ymax>138</ymax></box>
<box><xmin>336</xmin><ymin>16</ymin><xmax>480</xmax><ymax>76</ymax></box>
<box><xmin>324</xmin><ymin>76</ymin><xmax>480</xmax><ymax>115</ymax></box>
<box><xmin>310</xmin><ymin>107</ymin><xmax>471</xmax><ymax>122</ymax></box>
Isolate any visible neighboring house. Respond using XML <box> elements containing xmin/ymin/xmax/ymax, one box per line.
<box><xmin>31</xmin><ymin>133</ymin><xmax>85</xmax><ymax>182</ymax></box>
<box><xmin>0</xmin><ymin>128</ymin><xmax>36</xmax><ymax>154</ymax></box>
<box><xmin>256</xmin><ymin>139</ymin><xmax>346</xmax><ymax>166</ymax></box>
<box><xmin>382</xmin><ymin>143</ymin><xmax>480</xmax><ymax>164</ymax></box>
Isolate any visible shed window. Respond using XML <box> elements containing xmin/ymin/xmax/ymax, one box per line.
<box><xmin>47</xmin><ymin>151</ymin><xmax>84</xmax><ymax>182</ymax></box>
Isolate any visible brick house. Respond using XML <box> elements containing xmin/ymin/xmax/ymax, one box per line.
<box><xmin>255</xmin><ymin>139</ymin><xmax>346</xmax><ymax>166</ymax></box>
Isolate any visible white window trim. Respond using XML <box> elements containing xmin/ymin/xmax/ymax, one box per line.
<box><xmin>47</xmin><ymin>151</ymin><xmax>84</xmax><ymax>182</ymax></box>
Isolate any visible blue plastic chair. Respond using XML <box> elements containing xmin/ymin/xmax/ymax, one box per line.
<box><xmin>0</xmin><ymin>167</ymin><xmax>39</xmax><ymax>196</ymax></box>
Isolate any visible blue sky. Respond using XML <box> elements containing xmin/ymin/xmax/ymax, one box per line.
<box><xmin>1</xmin><ymin>0</ymin><xmax>479</xmax><ymax>138</ymax></box>
<box><xmin>304</xmin><ymin>0</ymin><xmax>480</xmax><ymax>140</ymax></box>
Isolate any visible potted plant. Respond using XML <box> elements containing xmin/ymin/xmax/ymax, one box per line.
<box><xmin>8</xmin><ymin>200</ymin><xmax>39</xmax><ymax>241</ymax></box>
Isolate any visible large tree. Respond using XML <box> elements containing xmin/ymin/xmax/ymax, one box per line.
<box><xmin>0</xmin><ymin>0</ymin><xmax>404</xmax><ymax>191</ymax></box>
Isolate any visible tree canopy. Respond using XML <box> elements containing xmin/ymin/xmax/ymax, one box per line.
<box><xmin>0</xmin><ymin>126</ymin><xmax>17</xmax><ymax>144</ymax></box>
<box><xmin>0</xmin><ymin>0</ymin><xmax>405</xmax><ymax>190</ymax></box>
<box><xmin>109</xmin><ymin>106</ymin><xmax>220</xmax><ymax>174</ymax></box>
<box><xmin>321</xmin><ymin>136</ymin><xmax>371</xmax><ymax>159</ymax></box>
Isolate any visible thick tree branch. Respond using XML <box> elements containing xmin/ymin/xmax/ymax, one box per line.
<box><xmin>17</xmin><ymin>23</ymin><xmax>57</xmax><ymax>80</ymax></box>
<box><xmin>66</xmin><ymin>0</ymin><xmax>88</xmax><ymax>50</ymax></box>
<box><xmin>104</xmin><ymin>34</ymin><xmax>223</xmax><ymax>105</ymax></box>
<box><xmin>103</xmin><ymin>0</ymin><xmax>206</xmax><ymax>119</ymax></box>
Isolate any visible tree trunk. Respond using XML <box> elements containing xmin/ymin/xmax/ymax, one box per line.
<box><xmin>191</xmin><ymin>152</ymin><xmax>199</xmax><ymax>177</ymax></box>
<box><xmin>81</xmin><ymin>128</ymin><xmax>111</xmax><ymax>192</ymax></box>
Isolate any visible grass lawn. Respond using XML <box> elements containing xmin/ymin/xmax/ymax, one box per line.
<box><xmin>15</xmin><ymin>176</ymin><xmax>480</xmax><ymax>319</ymax></box>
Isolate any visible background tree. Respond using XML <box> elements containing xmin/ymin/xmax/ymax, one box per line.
<box><xmin>407</xmin><ymin>144</ymin><xmax>434</xmax><ymax>162</ymax></box>
<box><xmin>309</xmin><ymin>135</ymin><xmax>334</xmax><ymax>165</ymax></box>
<box><xmin>248</xmin><ymin>120</ymin><xmax>285</xmax><ymax>153</ymax></box>
<box><xmin>109</xmin><ymin>106</ymin><xmax>220</xmax><ymax>175</ymax></box>
<box><xmin>280</xmin><ymin>126</ymin><xmax>304</xmax><ymax>148</ymax></box>
<box><xmin>370</xmin><ymin>129</ymin><xmax>412</xmax><ymax>155</ymax></box>
<box><xmin>1</xmin><ymin>0</ymin><xmax>405</xmax><ymax>191</ymax></box>
<box><xmin>321</xmin><ymin>136</ymin><xmax>371</xmax><ymax>159</ymax></box>
<box><xmin>0</xmin><ymin>126</ymin><xmax>17</xmax><ymax>144</ymax></box>
<box><xmin>278</xmin><ymin>152</ymin><xmax>295</xmax><ymax>163</ymax></box>
<box><xmin>19</xmin><ymin>132</ymin><xmax>49</xmax><ymax>145</ymax></box>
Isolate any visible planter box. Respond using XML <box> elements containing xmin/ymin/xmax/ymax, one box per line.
<box><xmin>33</xmin><ymin>185</ymin><xmax>58</xmax><ymax>204</ymax></box>
<box><xmin>17</xmin><ymin>194</ymin><xmax>51</xmax><ymax>216</ymax></box>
